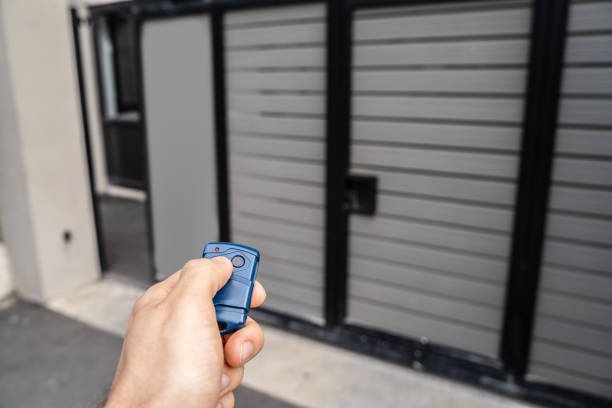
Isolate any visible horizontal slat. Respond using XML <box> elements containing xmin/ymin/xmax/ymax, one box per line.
<box><xmin>559</xmin><ymin>98</ymin><xmax>612</xmax><ymax>127</ymax></box>
<box><xmin>565</xmin><ymin>34</ymin><xmax>612</xmax><ymax>64</ymax></box>
<box><xmin>350</xmin><ymin>235</ymin><xmax>508</xmax><ymax>284</ymax></box>
<box><xmin>376</xmin><ymin>193</ymin><xmax>513</xmax><ymax>232</ymax></box>
<box><xmin>348</xmin><ymin>256</ymin><xmax>504</xmax><ymax>306</ymax></box>
<box><xmin>349</xmin><ymin>278</ymin><xmax>502</xmax><ymax>330</ymax></box>
<box><xmin>354</xmin><ymin>167</ymin><xmax>516</xmax><ymax>205</ymax></box>
<box><xmin>228</xmin><ymin>72</ymin><xmax>324</xmax><ymax>91</ymax></box>
<box><xmin>232</xmin><ymin>195</ymin><xmax>324</xmax><ymax>228</ymax></box>
<box><xmin>353</xmin><ymin>69</ymin><xmax>526</xmax><ymax>94</ymax></box>
<box><xmin>233</xmin><ymin>215</ymin><xmax>323</xmax><ymax>249</ymax></box>
<box><xmin>535</xmin><ymin>318</ymin><xmax>612</xmax><ymax>357</ymax></box>
<box><xmin>227</xmin><ymin>47</ymin><xmax>325</xmax><ymax>69</ymax></box>
<box><xmin>352</xmin><ymin>120</ymin><xmax>522</xmax><ymax>151</ymax></box>
<box><xmin>347</xmin><ymin>299</ymin><xmax>498</xmax><ymax>357</ymax></box>
<box><xmin>226</xmin><ymin>22</ymin><xmax>325</xmax><ymax>48</ymax></box>
<box><xmin>353</xmin><ymin>39</ymin><xmax>529</xmax><ymax>66</ymax></box>
<box><xmin>229</xmin><ymin>94</ymin><xmax>325</xmax><ymax>115</ymax></box>
<box><xmin>539</xmin><ymin>266</ymin><xmax>612</xmax><ymax>304</ymax></box>
<box><xmin>231</xmin><ymin>177</ymin><xmax>324</xmax><ymax>206</ymax></box>
<box><xmin>553</xmin><ymin>156</ymin><xmax>612</xmax><ymax>187</ymax></box>
<box><xmin>355</xmin><ymin>0</ymin><xmax>529</xmax><ymax>19</ymax></box>
<box><xmin>257</xmin><ymin>256</ymin><xmax>323</xmax><ymax>289</ymax></box>
<box><xmin>530</xmin><ymin>341</ymin><xmax>612</xmax><ymax>381</ymax></box>
<box><xmin>260</xmin><ymin>277</ymin><xmax>322</xmax><ymax>308</ymax></box>
<box><xmin>550</xmin><ymin>185</ymin><xmax>612</xmax><ymax>217</ymax></box>
<box><xmin>555</xmin><ymin>127</ymin><xmax>612</xmax><ymax>157</ymax></box>
<box><xmin>353</xmin><ymin>96</ymin><xmax>524</xmax><ymax>123</ymax></box>
<box><xmin>529</xmin><ymin>363</ymin><xmax>612</xmax><ymax>398</ymax></box>
<box><xmin>544</xmin><ymin>240</ymin><xmax>612</xmax><ymax>275</ymax></box>
<box><xmin>232</xmin><ymin>156</ymin><xmax>324</xmax><ymax>183</ymax></box>
<box><xmin>537</xmin><ymin>292</ymin><xmax>612</xmax><ymax>331</ymax></box>
<box><xmin>230</xmin><ymin>135</ymin><xmax>324</xmax><ymax>161</ymax></box>
<box><xmin>235</xmin><ymin>232</ymin><xmax>323</xmax><ymax>270</ymax></box>
<box><xmin>261</xmin><ymin>295</ymin><xmax>323</xmax><ymax>325</ymax></box>
<box><xmin>352</xmin><ymin>145</ymin><xmax>518</xmax><ymax>178</ymax></box>
<box><xmin>351</xmin><ymin>216</ymin><xmax>510</xmax><ymax>257</ymax></box>
<box><xmin>229</xmin><ymin>114</ymin><xmax>324</xmax><ymax>138</ymax></box>
<box><xmin>547</xmin><ymin>213</ymin><xmax>612</xmax><ymax>246</ymax></box>
<box><xmin>225</xmin><ymin>3</ymin><xmax>325</xmax><ymax>26</ymax></box>
<box><xmin>562</xmin><ymin>68</ymin><xmax>612</xmax><ymax>95</ymax></box>
<box><xmin>568</xmin><ymin>1</ymin><xmax>612</xmax><ymax>33</ymax></box>
<box><xmin>354</xmin><ymin>7</ymin><xmax>530</xmax><ymax>41</ymax></box>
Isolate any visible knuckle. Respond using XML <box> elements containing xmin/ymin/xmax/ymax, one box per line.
<box><xmin>183</xmin><ymin>258</ymin><xmax>206</xmax><ymax>271</ymax></box>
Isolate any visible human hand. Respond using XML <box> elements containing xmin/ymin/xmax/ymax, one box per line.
<box><xmin>105</xmin><ymin>257</ymin><xmax>266</xmax><ymax>408</ymax></box>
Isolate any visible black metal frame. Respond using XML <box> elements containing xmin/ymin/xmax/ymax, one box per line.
<box><xmin>75</xmin><ymin>1</ymin><xmax>612</xmax><ymax>407</ymax></box>
<box><xmin>70</xmin><ymin>7</ymin><xmax>107</xmax><ymax>270</ymax></box>
<box><xmin>500</xmin><ymin>0</ymin><xmax>570</xmax><ymax>380</ymax></box>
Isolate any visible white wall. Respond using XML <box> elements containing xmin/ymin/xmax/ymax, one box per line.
<box><xmin>0</xmin><ymin>0</ymin><xmax>100</xmax><ymax>301</ymax></box>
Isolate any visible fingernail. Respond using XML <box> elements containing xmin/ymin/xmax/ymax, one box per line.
<box><xmin>220</xmin><ymin>373</ymin><xmax>230</xmax><ymax>392</ymax></box>
<box><xmin>240</xmin><ymin>341</ymin><xmax>255</xmax><ymax>364</ymax></box>
<box><xmin>216</xmin><ymin>402</ymin><xmax>223</xmax><ymax>408</ymax></box>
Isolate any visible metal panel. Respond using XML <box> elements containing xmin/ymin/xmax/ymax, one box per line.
<box><xmin>347</xmin><ymin>0</ymin><xmax>532</xmax><ymax>358</ymax></box>
<box><xmin>226</xmin><ymin>3</ymin><xmax>327</xmax><ymax>324</ymax></box>
<box><xmin>142</xmin><ymin>16</ymin><xmax>218</xmax><ymax>279</ymax></box>
<box><xmin>528</xmin><ymin>0</ymin><xmax>612</xmax><ymax>398</ymax></box>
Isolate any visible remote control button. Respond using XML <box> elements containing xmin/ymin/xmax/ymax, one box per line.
<box><xmin>231</xmin><ymin>255</ymin><xmax>245</xmax><ymax>268</ymax></box>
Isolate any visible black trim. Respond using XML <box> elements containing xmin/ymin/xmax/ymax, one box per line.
<box><xmin>500</xmin><ymin>0</ymin><xmax>570</xmax><ymax>379</ymax></box>
<box><xmin>70</xmin><ymin>8</ymin><xmax>108</xmax><ymax>270</ymax></box>
<box><xmin>211</xmin><ymin>10</ymin><xmax>231</xmax><ymax>242</ymax></box>
<box><xmin>323</xmin><ymin>0</ymin><xmax>352</xmax><ymax>328</ymax></box>
<box><xmin>132</xmin><ymin>11</ymin><xmax>157</xmax><ymax>282</ymax></box>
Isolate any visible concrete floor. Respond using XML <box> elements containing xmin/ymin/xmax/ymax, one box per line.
<box><xmin>47</xmin><ymin>276</ymin><xmax>536</xmax><ymax>408</ymax></box>
<box><xmin>0</xmin><ymin>299</ymin><xmax>299</xmax><ymax>408</ymax></box>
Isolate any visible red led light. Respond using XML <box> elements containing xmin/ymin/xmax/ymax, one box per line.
<box><xmin>214</xmin><ymin>247</ymin><xmax>220</xmax><ymax>252</ymax></box>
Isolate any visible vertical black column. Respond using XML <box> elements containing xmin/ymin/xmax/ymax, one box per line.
<box><xmin>211</xmin><ymin>9</ymin><xmax>231</xmax><ymax>242</ymax></box>
<box><xmin>500</xmin><ymin>0</ymin><xmax>570</xmax><ymax>379</ymax></box>
<box><xmin>70</xmin><ymin>7</ymin><xmax>108</xmax><ymax>270</ymax></box>
<box><xmin>323</xmin><ymin>0</ymin><xmax>352</xmax><ymax>328</ymax></box>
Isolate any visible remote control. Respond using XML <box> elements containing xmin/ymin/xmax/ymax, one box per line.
<box><xmin>202</xmin><ymin>242</ymin><xmax>260</xmax><ymax>334</ymax></box>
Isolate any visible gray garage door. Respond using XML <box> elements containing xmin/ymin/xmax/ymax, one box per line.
<box><xmin>142</xmin><ymin>16</ymin><xmax>219</xmax><ymax>279</ymax></box>
<box><xmin>527</xmin><ymin>0</ymin><xmax>612</xmax><ymax>398</ymax></box>
<box><xmin>225</xmin><ymin>3</ymin><xmax>327</xmax><ymax>324</ymax></box>
<box><xmin>346</xmin><ymin>0</ymin><xmax>532</xmax><ymax>357</ymax></box>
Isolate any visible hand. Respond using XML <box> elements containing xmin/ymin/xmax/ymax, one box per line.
<box><xmin>105</xmin><ymin>257</ymin><xmax>266</xmax><ymax>408</ymax></box>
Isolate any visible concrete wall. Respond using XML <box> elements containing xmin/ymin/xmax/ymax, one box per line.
<box><xmin>0</xmin><ymin>0</ymin><xmax>100</xmax><ymax>302</ymax></box>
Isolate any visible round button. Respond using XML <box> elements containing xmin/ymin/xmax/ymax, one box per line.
<box><xmin>231</xmin><ymin>255</ymin><xmax>245</xmax><ymax>268</ymax></box>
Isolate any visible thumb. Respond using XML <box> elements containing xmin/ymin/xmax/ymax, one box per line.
<box><xmin>171</xmin><ymin>257</ymin><xmax>233</xmax><ymax>302</ymax></box>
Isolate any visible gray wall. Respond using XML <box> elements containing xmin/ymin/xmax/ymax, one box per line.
<box><xmin>528</xmin><ymin>0</ymin><xmax>612</xmax><ymax>398</ymax></box>
<box><xmin>225</xmin><ymin>3</ymin><xmax>327</xmax><ymax>324</ymax></box>
<box><xmin>141</xmin><ymin>16</ymin><xmax>219</xmax><ymax>279</ymax></box>
<box><xmin>345</xmin><ymin>0</ymin><xmax>532</xmax><ymax>358</ymax></box>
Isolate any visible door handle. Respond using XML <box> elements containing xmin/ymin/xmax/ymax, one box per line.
<box><xmin>343</xmin><ymin>174</ymin><xmax>377</xmax><ymax>215</ymax></box>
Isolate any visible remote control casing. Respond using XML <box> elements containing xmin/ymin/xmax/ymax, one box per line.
<box><xmin>202</xmin><ymin>242</ymin><xmax>260</xmax><ymax>334</ymax></box>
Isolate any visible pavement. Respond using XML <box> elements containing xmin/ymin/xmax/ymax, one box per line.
<box><xmin>0</xmin><ymin>299</ymin><xmax>299</xmax><ymax>408</ymax></box>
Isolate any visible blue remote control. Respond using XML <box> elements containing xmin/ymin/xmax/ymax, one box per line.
<box><xmin>202</xmin><ymin>242</ymin><xmax>260</xmax><ymax>334</ymax></box>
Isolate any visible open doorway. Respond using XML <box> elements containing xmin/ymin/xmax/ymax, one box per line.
<box><xmin>75</xmin><ymin>4</ymin><xmax>151</xmax><ymax>286</ymax></box>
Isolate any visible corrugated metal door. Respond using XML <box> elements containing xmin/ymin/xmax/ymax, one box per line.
<box><xmin>346</xmin><ymin>0</ymin><xmax>532</xmax><ymax>357</ymax></box>
<box><xmin>225</xmin><ymin>4</ymin><xmax>327</xmax><ymax>324</ymax></box>
<box><xmin>527</xmin><ymin>0</ymin><xmax>612</xmax><ymax>397</ymax></box>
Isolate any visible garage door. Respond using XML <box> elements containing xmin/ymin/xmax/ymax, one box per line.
<box><xmin>346</xmin><ymin>0</ymin><xmax>532</xmax><ymax>357</ymax></box>
<box><xmin>225</xmin><ymin>3</ymin><xmax>327</xmax><ymax>324</ymax></box>
<box><xmin>527</xmin><ymin>0</ymin><xmax>612</xmax><ymax>398</ymax></box>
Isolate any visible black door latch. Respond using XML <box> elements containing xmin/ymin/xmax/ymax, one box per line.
<box><xmin>343</xmin><ymin>174</ymin><xmax>377</xmax><ymax>215</ymax></box>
